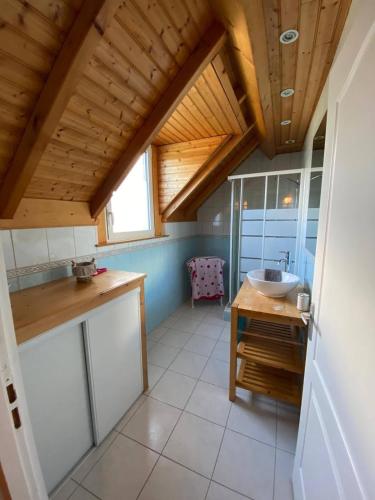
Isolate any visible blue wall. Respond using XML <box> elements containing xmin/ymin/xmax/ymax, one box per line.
<box><xmin>97</xmin><ymin>237</ymin><xmax>199</xmax><ymax>332</ymax></box>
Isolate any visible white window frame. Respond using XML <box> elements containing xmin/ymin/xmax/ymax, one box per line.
<box><xmin>105</xmin><ymin>148</ymin><xmax>155</xmax><ymax>242</ymax></box>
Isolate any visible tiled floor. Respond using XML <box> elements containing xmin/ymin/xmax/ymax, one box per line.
<box><xmin>51</xmin><ymin>301</ymin><xmax>299</xmax><ymax>500</ymax></box>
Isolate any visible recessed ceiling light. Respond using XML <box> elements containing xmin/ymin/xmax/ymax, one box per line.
<box><xmin>285</xmin><ymin>139</ymin><xmax>296</xmax><ymax>144</ymax></box>
<box><xmin>280</xmin><ymin>29</ymin><xmax>299</xmax><ymax>44</ymax></box>
<box><xmin>281</xmin><ymin>120</ymin><xmax>292</xmax><ymax>126</ymax></box>
<box><xmin>280</xmin><ymin>88</ymin><xmax>295</xmax><ymax>98</ymax></box>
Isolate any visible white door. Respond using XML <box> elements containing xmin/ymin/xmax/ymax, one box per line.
<box><xmin>85</xmin><ymin>289</ymin><xmax>143</xmax><ymax>443</ymax></box>
<box><xmin>293</xmin><ymin>5</ymin><xmax>375</xmax><ymax>500</ymax></box>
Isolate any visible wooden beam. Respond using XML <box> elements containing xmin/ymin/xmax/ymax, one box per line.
<box><xmin>0</xmin><ymin>199</ymin><xmax>96</xmax><ymax>229</ymax></box>
<box><xmin>0</xmin><ymin>0</ymin><xmax>120</xmax><ymax>219</ymax></box>
<box><xmin>90</xmin><ymin>22</ymin><xmax>227</xmax><ymax>218</ymax></box>
<box><xmin>185</xmin><ymin>133</ymin><xmax>258</xmax><ymax>216</ymax></box>
<box><xmin>211</xmin><ymin>0</ymin><xmax>274</xmax><ymax>158</ymax></box>
<box><xmin>151</xmin><ymin>145</ymin><xmax>163</xmax><ymax>237</ymax></box>
<box><xmin>212</xmin><ymin>54</ymin><xmax>247</xmax><ymax>133</ymax></box>
<box><xmin>162</xmin><ymin>125</ymin><xmax>255</xmax><ymax>221</ymax></box>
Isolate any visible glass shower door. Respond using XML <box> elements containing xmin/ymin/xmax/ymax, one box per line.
<box><xmin>238</xmin><ymin>172</ymin><xmax>302</xmax><ymax>286</ymax></box>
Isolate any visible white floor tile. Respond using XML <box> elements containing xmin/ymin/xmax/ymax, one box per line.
<box><xmin>122</xmin><ymin>398</ymin><xmax>181</xmax><ymax>452</ymax></box>
<box><xmin>72</xmin><ymin>431</ymin><xmax>118</xmax><ymax>483</ymax></box>
<box><xmin>169</xmin><ymin>350</ymin><xmax>208</xmax><ymax>378</ymax></box>
<box><xmin>206</xmin><ymin>482</ymin><xmax>249</xmax><ymax>500</ymax></box>
<box><xmin>147</xmin><ymin>339</ymin><xmax>158</xmax><ymax>352</ymax></box>
<box><xmin>179</xmin><ymin>309</ymin><xmax>207</xmax><ymax>322</ymax></box>
<box><xmin>227</xmin><ymin>398</ymin><xmax>277</xmax><ymax>446</ymax></box>
<box><xmin>147</xmin><ymin>364</ymin><xmax>166</xmax><ymax>392</ymax></box>
<box><xmin>82</xmin><ymin>434</ymin><xmax>158</xmax><ymax>500</ymax></box>
<box><xmin>184</xmin><ymin>335</ymin><xmax>216</xmax><ymax>357</ymax></box>
<box><xmin>174</xmin><ymin>317</ymin><xmax>201</xmax><ymax>334</ymax></box>
<box><xmin>219</xmin><ymin>326</ymin><xmax>231</xmax><ymax>343</ymax></box>
<box><xmin>159</xmin><ymin>316</ymin><xmax>179</xmax><ymax>328</ymax></box>
<box><xmin>150</xmin><ymin>370</ymin><xmax>196</xmax><ymax>409</ymax></box>
<box><xmin>115</xmin><ymin>396</ymin><xmax>147</xmax><ymax>432</ymax></box>
<box><xmin>213</xmin><ymin>430</ymin><xmax>275</xmax><ymax>500</ymax></box>
<box><xmin>69</xmin><ymin>487</ymin><xmax>98</xmax><ymax>500</ymax></box>
<box><xmin>138</xmin><ymin>456</ymin><xmax>209</xmax><ymax>500</ymax></box>
<box><xmin>186</xmin><ymin>381</ymin><xmax>231</xmax><ymax>426</ymax></box>
<box><xmin>196</xmin><ymin>322</ymin><xmax>224</xmax><ymax>340</ymax></box>
<box><xmin>148</xmin><ymin>343</ymin><xmax>180</xmax><ymax>368</ymax></box>
<box><xmin>276</xmin><ymin>407</ymin><xmax>300</xmax><ymax>453</ymax></box>
<box><xmin>204</xmin><ymin>316</ymin><xmax>227</xmax><ymax>328</ymax></box>
<box><xmin>211</xmin><ymin>341</ymin><xmax>230</xmax><ymax>362</ymax></box>
<box><xmin>163</xmin><ymin>412</ymin><xmax>224</xmax><ymax>477</ymax></box>
<box><xmin>274</xmin><ymin>449</ymin><xmax>294</xmax><ymax>500</ymax></box>
<box><xmin>149</xmin><ymin>327</ymin><xmax>168</xmax><ymax>341</ymax></box>
<box><xmin>158</xmin><ymin>329</ymin><xmax>192</xmax><ymax>348</ymax></box>
<box><xmin>200</xmin><ymin>358</ymin><xmax>229</xmax><ymax>389</ymax></box>
<box><xmin>49</xmin><ymin>479</ymin><xmax>78</xmax><ymax>500</ymax></box>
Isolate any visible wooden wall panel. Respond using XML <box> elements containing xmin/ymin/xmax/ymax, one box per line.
<box><xmin>158</xmin><ymin>135</ymin><xmax>229</xmax><ymax>211</ymax></box>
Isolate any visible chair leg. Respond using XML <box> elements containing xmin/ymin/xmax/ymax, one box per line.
<box><xmin>191</xmin><ymin>297</ymin><xmax>194</xmax><ymax>308</ymax></box>
<box><xmin>220</xmin><ymin>296</ymin><xmax>223</xmax><ymax>307</ymax></box>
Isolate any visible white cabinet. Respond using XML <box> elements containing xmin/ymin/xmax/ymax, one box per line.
<box><xmin>19</xmin><ymin>324</ymin><xmax>93</xmax><ymax>493</ymax></box>
<box><xmin>85</xmin><ymin>289</ymin><xmax>143</xmax><ymax>443</ymax></box>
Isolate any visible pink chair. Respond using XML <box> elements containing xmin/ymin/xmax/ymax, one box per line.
<box><xmin>186</xmin><ymin>256</ymin><xmax>225</xmax><ymax>308</ymax></box>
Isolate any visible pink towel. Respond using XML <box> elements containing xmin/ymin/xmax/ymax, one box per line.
<box><xmin>187</xmin><ymin>257</ymin><xmax>225</xmax><ymax>300</ymax></box>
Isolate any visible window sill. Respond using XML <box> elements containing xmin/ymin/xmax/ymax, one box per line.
<box><xmin>96</xmin><ymin>234</ymin><xmax>169</xmax><ymax>248</ymax></box>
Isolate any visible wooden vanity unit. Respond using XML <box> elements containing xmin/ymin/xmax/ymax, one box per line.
<box><xmin>230</xmin><ymin>279</ymin><xmax>307</xmax><ymax>407</ymax></box>
<box><xmin>11</xmin><ymin>270</ymin><xmax>147</xmax><ymax>493</ymax></box>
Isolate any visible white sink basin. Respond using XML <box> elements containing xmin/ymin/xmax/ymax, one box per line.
<box><xmin>247</xmin><ymin>269</ymin><xmax>300</xmax><ymax>298</ymax></box>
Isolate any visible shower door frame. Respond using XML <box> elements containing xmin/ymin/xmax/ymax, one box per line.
<box><xmin>228</xmin><ymin>168</ymin><xmax>308</xmax><ymax>302</ymax></box>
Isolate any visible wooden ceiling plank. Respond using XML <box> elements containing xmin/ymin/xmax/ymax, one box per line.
<box><xmin>1</xmin><ymin>0</ymin><xmax>65</xmax><ymax>54</ymax></box>
<box><xmin>195</xmin><ymin>71</ymin><xmax>232</xmax><ymax>133</ymax></box>
<box><xmin>186</xmin><ymin>133</ymin><xmax>258</xmax><ymax>215</ymax></box>
<box><xmin>46</xmin><ymin>139</ymin><xmax>113</xmax><ymax>169</ymax></box>
<box><xmin>75</xmin><ymin>79</ymin><xmax>144</xmax><ymax>128</ymax></box>
<box><xmin>296</xmin><ymin>0</ymin><xmax>345</xmax><ymax>144</ymax></box>
<box><xmin>95</xmin><ymin>37</ymin><xmax>159</xmax><ymax>102</ymax></box>
<box><xmin>170</xmin><ymin>109</ymin><xmax>207</xmax><ymax>141</ymax></box>
<box><xmin>108</xmin><ymin>17</ymin><xmax>169</xmax><ymax>91</ymax></box>
<box><xmin>90</xmin><ymin>22</ymin><xmax>227</xmax><ymax>218</ymax></box>
<box><xmin>115</xmin><ymin>1</ymin><xmax>179</xmax><ymax>78</ymax></box>
<box><xmin>289</xmin><ymin>0</ymin><xmax>320</xmax><ymax>143</ymax></box>
<box><xmin>158</xmin><ymin>136</ymin><xmax>228</xmax><ymax>153</ymax></box>
<box><xmin>0</xmin><ymin>199</ymin><xmax>97</xmax><ymax>229</ymax></box>
<box><xmin>212</xmin><ymin>0</ymin><xmax>273</xmax><ymax>156</ymax></box>
<box><xmin>212</xmin><ymin>54</ymin><xmax>248</xmax><ymax>133</ymax></box>
<box><xmin>189</xmin><ymin>81</ymin><xmax>225</xmax><ymax>135</ymax></box>
<box><xmin>166</xmin><ymin>115</ymin><xmax>196</xmax><ymax>142</ymax></box>
<box><xmin>0</xmin><ymin>0</ymin><xmax>120</xmax><ymax>219</ymax></box>
<box><xmin>180</xmin><ymin>95</ymin><xmax>216</xmax><ymax>136</ymax></box>
<box><xmin>184</xmin><ymin>0</ymin><xmax>213</xmax><ymax>37</ymax></box>
<box><xmin>161</xmin><ymin>131</ymin><xmax>251</xmax><ymax>220</ymax></box>
<box><xmin>280</xmin><ymin>0</ymin><xmax>300</xmax><ymax>146</ymax></box>
<box><xmin>134</xmin><ymin>0</ymin><xmax>190</xmax><ymax>66</ymax></box>
<box><xmin>160</xmin><ymin>0</ymin><xmax>201</xmax><ymax>52</ymax></box>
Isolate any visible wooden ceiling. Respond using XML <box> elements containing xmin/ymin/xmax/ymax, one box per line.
<box><xmin>0</xmin><ymin>0</ymin><xmax>351</xmax><ymax>228</ymax></box>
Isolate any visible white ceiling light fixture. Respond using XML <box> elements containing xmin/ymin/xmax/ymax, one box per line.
<box><xmin>280</xmin><ymin>29</ymin><xmax>299</xmax><ymax>44</ymax></box>
<box><xmin>285</xmin><ymin>139</ymin><xmax>296</xmax><ymax>144</ymax></box>
<box><xmin>281</xmin><ymin>120</ymin><xmax>292</xmax><ymax>126</ymax></box>
<box><xmin>280</xmin><ymin>88</ymin><xmax>295</xmax><ymax>98</ymax></box>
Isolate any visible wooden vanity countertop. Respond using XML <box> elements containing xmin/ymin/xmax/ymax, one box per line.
<box><xmin>232</xmin><ymin>278</ymin><xmax>305</xmax><ymax>327</ymax></box>
<box><xmin>11</xmin><ymin>270</ymin><xmax>146</xmax><ymax>345</ymax></box>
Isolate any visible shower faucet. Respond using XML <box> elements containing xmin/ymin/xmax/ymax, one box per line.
<box><xmin>278</xmin><ymin>251</ymin><xmax>290</xmax><ymax>272</ymax></box>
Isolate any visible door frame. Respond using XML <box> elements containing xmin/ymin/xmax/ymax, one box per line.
<box><xmin>0</xmin><ymin>241</ymin><xmax>47</xmax><ymax>499</ymax></box>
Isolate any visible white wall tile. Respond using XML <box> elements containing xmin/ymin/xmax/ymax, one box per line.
<box><xmin>47</xmin><ymin>227</ymin><xmax>76</xmax><ymax>261</ymax></box>
<box><xmin>0</xmin><ymin>230</ymin><xmax>15</xmax><ymax>270</ymax></box>
<box><xmin>73</xmin><ymin>226</ymin><xmax>98</xmax><ymax>257</ymax></box>
<box><xmin>12</xmin><ymin>229</ymin><xmax>49</xmax><ymax>267</ymax></box>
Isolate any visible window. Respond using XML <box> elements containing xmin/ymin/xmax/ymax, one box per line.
<box><xmin>106</xmin><ymin>149</ymin><xmax>154</xmax><ymax>242</ymax></box>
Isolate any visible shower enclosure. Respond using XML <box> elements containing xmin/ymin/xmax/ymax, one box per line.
<box><xmin>228</xmin><ymin>169</ymin><xmax>307</xmax><ymax>302</ymax></box>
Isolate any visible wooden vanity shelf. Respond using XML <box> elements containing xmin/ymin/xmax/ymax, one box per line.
<box><xmin>230</xmin><ymin>279</ymin><xmax>307</xmax><ymax>407</ymax></box>
<box><xmin>237</xmin><ymin>360</ymin><xmax>302</xmax><ymax>406</ymax></box>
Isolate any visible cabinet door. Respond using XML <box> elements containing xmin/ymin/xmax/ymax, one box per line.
<box><xmin>85</xmin><ymin>288</ymin><xmax>143</xmax><ymax>443</ymax></box>
<box><xmin>19</xmin><ymin>324</ymin><xmax>93</xmax><ymax>493</ymax></box>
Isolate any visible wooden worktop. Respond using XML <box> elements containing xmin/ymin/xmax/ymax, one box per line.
<box><xmin>232</xmin><ymin>278</ymin><xmax>304</xmax><ymax>327</ymax></box>
<box><xmin>11</xmin><ymin>270</ymin><xmax>146</xmax><ymax>345</ymax></box>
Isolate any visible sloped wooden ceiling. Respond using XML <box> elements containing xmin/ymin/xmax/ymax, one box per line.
<box><xmin>0</xmin><ymin>0</ymin><xmax>351</xmax><ymax>228</ymax></box>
